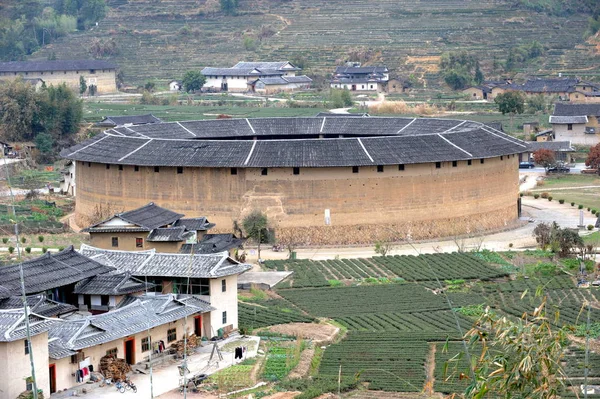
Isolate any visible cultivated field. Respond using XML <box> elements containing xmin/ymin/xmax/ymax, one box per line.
<box><xmin>239</xmin><ymin>251</ymin><xmax>600</xmax><ymax>396</ymax></box>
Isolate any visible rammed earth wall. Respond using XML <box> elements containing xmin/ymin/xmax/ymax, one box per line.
<box><xmin>74</xmin><ymin>156</ymin><xmax>519</xmax><ymax>245</ymax></box>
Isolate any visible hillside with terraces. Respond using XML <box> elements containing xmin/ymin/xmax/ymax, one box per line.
<box><xmin>31</xmin><ymin>0</ymin><xmax>599</xmax><ymax>87</ymax></box>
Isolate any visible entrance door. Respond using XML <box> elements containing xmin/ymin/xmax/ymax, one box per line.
<box><xmin>124</xmin><ymin>338</ymin><xmax>135</xmax><ymax>365</ymax></box>
<box><xmin>221</xmin><ymin>81</ymin><xmax>228</xmax><ymax>91</ymax></box>
<box><xmin>351</xmin><ymin>84</ymin><xmax>357</xmax><ymax>91</ymax></box>
<box><xmin>517</xmin><ymin>198</ymin><xmax>522</xmax><ymax>218</ymax></box>
<box><xmin>194</xmin><ymin>315</ymin><xmax>203</xmax><ymax>337</ymax></box>
<box><xmin>49</xmin><ymin>364</ymin><xmax>56</xmax><ymax>394</ymax></box>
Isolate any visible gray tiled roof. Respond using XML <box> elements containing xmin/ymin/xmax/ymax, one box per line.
<box><xmin>202</xmin><ymin>67</ymin><xmax>284</xmax><ymax>77</ymax></box>
<box><xmin>553</xmin><ymin>103</ymin><xmax>600</xmax><ymax>117</ymax></box>
<box><xmin>61</xmin><ymin>117</ymin><xmax>528</xmax><ymax>168</ymax></box>
<box><xmin>47</xmin><ymin>294</ymin><xmax>213</xmax><ymax>358</ymax></box>
<box><xmin>0</xmin><ymin>309</ymin><xmax>54</xmax><ymax>342</ymax></box>
<box><xmin>146</xmin><ymin>226</ymin><xmax>192</xmax><ymax>242</ymax></box>
<box><xmin>0</xmin><ymin>247</ymin><xmax>115</xmax><ymax>299</ymax></box>
<box><xmin>80</xmin><ymin>245</ymin><xmax>252</xmax><ymax>278</ymax></box>
<box><xmin>0</xmin><ymin>295</ymin><xmax>76</xmax><ymax>318</ymax></box>
<box><xmin>334</xmin><ymin>66</ymin><xmax>388</xmax><ymax>74</ymax></box>
<box><xmin>84</xmin><ymin>202</ymin><xmax>184</xmax><ymax>232</ymax></box>
<box><xmin>526</xmin><ymin>141</ymin><xmax>574</xmax><ymax>152</ymax></box>
<box><xmin>0</xmin><ymin>60</ymin><xmax>116</xmax><ymax>73</ymax></box>
<box><xmin>521</xmin><ymin>78</ymin><xmax>579</xmax><ymax>93</ymax></box>
<box><xmin>73</xmin><ymin>272</ymin><xmax>156</xmax><ymax>295</ymax></box>
<box><xmin>173</xmin><ymin>217</ymin><xmax>215</xmax><ymax>231</ymax></box>
<box><xmin>549</xmin><ymin>115</ymin><xmax>588</xmax><ymax>124</ymax></box>
<box><xmin>255</xmin><ymin>75</ymin><xmax>312</xmax><ymax>85</ymax></box>
<box><xmin>233</xmin><ymin>61</ymin><xmax>300</xmax><ymax>70</ymax></box>
<box><xmin>97</xmin><ymin>114</ymin><xmax>162</xmax><ymax>127</ymax></box>
<box><xmin>180</xmin><ymin>234</ymin><xmax>245</xmax><ymax>254</ymax></box>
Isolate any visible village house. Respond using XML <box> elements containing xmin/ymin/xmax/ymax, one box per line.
<box><xmin>0</xmin><ymin>60</ymin><xmax>118</xmax><ymax>94</ymax></box>
<box><xmin>169</xmin><ymin>80</ymin><xmax>182</xmax><ymax>91</ymax></box>
<box><xmin>330</xmin><ymin>64</ymin><xmax>389</xmax><ymax>92</ymax></box>
<box><xmin>79</xmin><ymin>244</ymin><xmax>251</xmax><ymax>336</ymax></box>
<box><xmin>59</xmin><ymin>160</ymin><xmax>76</xmax><ymax>196</ymax></box>
<box><xmin>0</xmin><ymin>245</ymin><xmax>251</xmax><ymax>396</ymax></box>
<box><xmin>82</xmin><ymin>202</ymin><xmax>216</xmax><ymax>253</ymax></box>
<box><xmin>524</xmin><ymin>140</ymin><xmax>575</xmax><ymax>163</ymax></box>
<box><xmin>550</xmin><ymin>103</ymin><xmax>600</xmax><ymax>145</ymax></box>
<box><xmin>201</xmin><ymin>61</ymin><xmax>311</xmax><ymax>93</ymax></box>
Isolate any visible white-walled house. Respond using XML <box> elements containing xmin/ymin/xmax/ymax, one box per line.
<box><xmin>330</xmin><ymin>64</ymin><xmax>389</xmax><ymax>92</ymax></box>
<box><xmin>201</xmin><ymin>61</ymin><xmax>311</xmax><ymax>93</ymax></box>
<box><xmin>169</xmin><ymin>80</ymin><xmax>181</xmax><ymax>91</ymax></box>
<box><xmin>550</xmin><ymin>103</ymin><xmax>600</xmax><ymax>145</ymax></box>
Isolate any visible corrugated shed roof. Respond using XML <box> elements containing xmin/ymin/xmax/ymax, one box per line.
<box><xmin>80</xmin><ymin>245</ymin><xmax>252</xmax><ymax>278</ymax></box>
<box><xmin>0</xmin><ymin>60</ymin><xmax>116</xmax><ymax>72</ymax></box>
<box><xmin>0</xmin><ymin>247</ymin><xmax>115</xmax><ymax>299</ymax></box>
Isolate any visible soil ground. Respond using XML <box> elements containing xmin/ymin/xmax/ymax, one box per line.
<box><xmin>288</xmin><ymin>348</ymin><xmax>315</xmax><ymax>379</ymax></box>
<box><xmin>263</xmin><ymin>323</ymin><xmax>340</xmax><ymax>345</ymax></box>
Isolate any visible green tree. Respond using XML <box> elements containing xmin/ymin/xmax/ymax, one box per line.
<box><xmin>242</xmin><ymin>210</ymin><xmax>269</xmax><ymax>261</ymax></box>
<box><xmin>182</xmin><ymin>70</ymin><xmax>206</xmax><ymax>93</ymax></box>
<box><xmin>474</xmin><ymin>61</ymin><xmax>484</xmax><ymax>85</ymax></box>
<box><xmin>79</xmin><ymin>75</ymin><xmax>87</xmax><ymax>95</ymax></box>
<box><xmin>443</xmin><ymin>69</ymin><xmax>472</xmax><ymax>90</ymax></box>
<box><xmin>0</xmin><ymin>78</ymin><xmax>41</xmax><ymax>141</ymax></box>
<box><xmin>454</xmin><ymin>296</ymin><xmax>568</xmax><ymax>399</ymax></box>
<box><xmin>439</xmin><ymin>51</ymin><xmax>480</xmax><ymax>90</ymax></box>
<box><xmin>34</xmin><ymin>132</ymin><xmax>54</xmax><ymax>162</ymax></box>
<box><xmin>494</xmin><ymin>91</ymin><xmax>524</xmax><ymax>130</ymax></box>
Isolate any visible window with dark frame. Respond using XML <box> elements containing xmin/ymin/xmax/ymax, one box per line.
<box><xmin>452</xmin><ymin>161</ymin><xmax>457</xmax><ymax>167</ymax></box>
<box><xmin>106</xmin><ymin>347</ymin><xmax>118</xmax><ymax>357</ymax></box>
<box><xmin>435</xmin><ymin>162</ymin><xmax>441</xmax><ymax>169</ymax></box>
<box><xmin>468</xmin><ymin>160</ymin><xmax>472</xmax><ymax>165</ymax></box>
<box><xmin>500</xmin><ymin>156</ymin><xmax>503</xmax><ymax>161</ymax></box>
<box><xmin>352</xmin><ymin>166</ymin><xmax>359</xmax><ymax>173</ymax></box>
<box><xmin>167</xmin><ymin>328</ymin><xmax>177</xmax><ymax>343</ymax></box>
<box><xmin>118</xmin><ymin>165</ymin><xmax>123</xmax><ymax>171</ymax></box>
<box><xmin>261</xmin><ymin>168</ymin><xmax>268</xmax><ymax>176</ymax></box>
<box><xmin>136</xmin><ymin>238</ymin><xmax>143</xmax><ymax>248</ymax></box>
<box><xmin>24</xmin><ymin>339</ymin><xmax>30</xmax><ymax>355</ymax></box>
<box><xmin>141</xmin><ymin>337</ymin><xmax>151</xmax><ymax>352</ymax></box>
<box><xmin>222</xmin><ymin>311</ymin><xmax>227</xmax><ymax>324</ymax></box>
<box><xmin>71</xmin><ymin>351</ymin><xmax>85</xmax><ymax>364</ymax></box>
<box><xmin>293</xmin><ymin>167</ymin><xmax>300</xmax><ymax>175</ymax></box>
<box><xmin>398</xmin><ymin>164</ymin><xmax>405</xmax><ymax>171</ymax></box>
<box><xmin>177</xmin><ymin>167</ymin><xmax>183</xmax><ymax>174</ymax></box>
<box><xmin>112</xmin><ymin>237</ymin><xmax>119</xmax><ymax>247</ymax></box>
<box><xmin>26</xmin><ymin>378</ymin><xmax>33</xmax><ymax>391</ymax></box>
<box><xmin>106</xmin><ymin>164</ymin><xmax>110</xmax><ymax>169</ymax></box>
<box><xmin>231</xmin><ymin>168</ymin><xmax>238</xmax><ymax>175</ymax></box>
<box><xmin>134</xmin><ymin>165</ymin><xmax>139</xmax><ymax>172</ymax></box>
<box><xmin>480</xmin><ymin>159</ymin><xmax>485</xmax><ymax>164</ymax></box>
<box><xmin>377</xmin><ymin>165</ymin><xmax>384</xmax><ymax>173</ymax></box>
<box><xmin>88</xmin><ymin>162</ymin><xmax>91</xmax><ymax>167</ymax></box>
<box><xmin>567</xmin><ymin>124</ymin><xmax>573</xmax><ymax>131</ymax></box>
<box><xmin>154</xmin><ymin>166</ymin><xmax>160</xmax><ymax>173</ymax></box>
<box><xmin>222</xmin><ymin>279</ymin><xmax>226</xmax><ymax>292</ymax></box>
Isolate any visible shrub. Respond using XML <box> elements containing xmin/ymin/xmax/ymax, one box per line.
<box><xmin>547</xmin><ymin>196</ymin><xmax>553</xmax><ymax>201</ymax></box>
<box><xmin>540</xmin><ymin>192</ymin><xmax>549</xmax><ymax>199</ymax></box>
<box><xmin>509</xmin><ymin>243</ymin><xmax>514</xmax><ymax>248</ymax></box>
<box><xmin>588</xmin><ymin>225</ymin><xmax>595</xmax><ymax>231</ymax></box>
<box><xmin>593</xmin><ymin>210</ymin><xmax>598</xmax><ymax>215</ymax></box>
<box><xmin>558</xmin><ymin>199</ymin><xmax>564</xmax><ymax>204</ymax></box>
<box><xmin>588</xmin><ymin>208</ymin><xmax>591</xmax><ymax>211</ymax></box>
<box><xmin>328</xmin><ymin>279</ymin><xmax>342</xmax><ymax>287</ymax></box>
<box><xmin>42</xmin><ymin>247</ymin><xmax>47</xmax><ymax>253</ymax></box>
<box><xmin>8</xmin><ymin>246</ymin><xmax>14</xmax><ymax>254</ymax></box>
<box><xmin>58</xmin><ymin>246</ymin><xmax>64</xmax><ymax>251</ymax></box>
<box><xmin>25</xmin><ymin>247</ymin><xmax>31</xmax><ymax>253</ymax></box>
<box><xmin>2</xmin><ymin>238</ymin><xmax>7</xmax><ymax>244</ymax></box>
<box><xmin>20</xmin><ymin>237</ymin><xmax>26</xmax><ymax>243</ymax></box>
<box><xmin>534</xmin><ymin>194</ymin><xmax>540</xmax><ymax>199</ymax></box>
<box><xmin>519</xmin><ymin>193</ymin><xmax>523</xmax><ymax>197</ymax></box>
<box><xmin>579</xmin><ymin>205</ymin><xmax>584</xmax><ymax>209</ymax></box>
<box><xmin>37</xmin><ymin>235</ymin><xmax>44</xmax><ymax>243</ymax></box>
<box><xmin>571</xmin><ymin>202</ymin><xmax>575</xmax><ymax>206</ymax></box>
<box><xmin>364</xmin><ymin>277</ymin><xmax>379</xmax><ymax>284</ymax></box>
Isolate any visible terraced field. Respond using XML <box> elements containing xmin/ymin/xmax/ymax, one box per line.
<box><xmin>32</xmin><ymin>0</ymin><xmax>599</xmax><ymax>86</ymax></box>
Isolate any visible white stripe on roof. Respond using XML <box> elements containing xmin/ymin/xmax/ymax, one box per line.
<box><xmin>438</xmin><ymin>134</ymin><xmax>473</xmax><ymax>157</ymax></box>
<box><xmin>397</xmin><ymin>118</ymin><xmax>416</xmax><ymax>133</ymax></box>
<box><xmin>244</xmin><ymin>140</ymin><xmax>257</xmax><ymax>166</ymax></box>
<box><xmin>246</xmin><ymin>118</ymin><xmax>256</xmax><ymax>134</ymax></box>
<box><xmin>118</xmin><ymin>139</ymin><xmax>153</xmax><ymax>162</ymax></box>
<box><xmin>356</xmin><ymin>138</ymin><xmax>374</xmax><ymax>163</ymax></box>
<box><xmin>67</xmin><ymin>135</ymin><xmax>109</xmax><ymax>156</ymax></box>
<box><xmin>177</xmin><ymin>122</ymin><xmax>197</xmax><ymax>137</ymax></box>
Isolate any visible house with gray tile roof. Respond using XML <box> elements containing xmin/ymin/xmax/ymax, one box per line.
<box><xmin>83</xmin><ymin>202</ymin><xmax>215</xmax><ymax>253</ymax></box>
<box><xmin>0</xmin><ymin>295</ymin><xmax>76</xmax><ymax>318</ymax></box>
<box><xmin>551</xmin><ymin>103</ymin><xmax>600</xmax><ymax>145</ymax></box>
<box><xmin>202</xmin><ymin>61</ymin><xmax>310</xmax><ymax>93</ymax></box>
<box><xmin>330</xmin><ymin>63</ymin><xmax>389</xmax><ymax>92</ymax></box>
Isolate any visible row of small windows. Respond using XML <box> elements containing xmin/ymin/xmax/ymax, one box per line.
<box><xmin>1</xmin><ymin>69</ymin><xmax>108</xmax><ymax>76</ymax></box>
<box><xmin>94</xmin><ymin>157</ymin><xmax>510</xmax><ymax>174</ymax></box>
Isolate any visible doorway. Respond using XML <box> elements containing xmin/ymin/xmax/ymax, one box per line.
<box><xmin>221</xmin><ymin>81</ymin><xmax>228</xmax><ymax>91</ymax></box>
<box><xmin>124</xmin><ymin>338</ymin><xmax>135</xmax><ymax>365</ymax></box>
<box><xmin>351</xmin><ymin>84</ymin><xmax>356</xmax><ymax>91</ymax></box>
<box><xmin>49</xmin><ymin>364</ymin><xmax>56</xmax><ymax>394</ymax></box>
<box><xmin>194</xmin><ymin>316</ymin><xmax>203</xmax><ymax>337</ymax></box>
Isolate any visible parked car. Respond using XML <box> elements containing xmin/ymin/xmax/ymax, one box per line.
<box><xmin>547</xmin><ymin>165</ymin><xmax>570</xmax><ymax>173</ymax></box>
<box><xmin>519</xmin><ymin>161</ymin><xmax>535</xmax><ymax>169</ymax></box>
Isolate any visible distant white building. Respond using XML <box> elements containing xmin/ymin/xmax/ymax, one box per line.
<box><xmin>550</xmin><ymin>103</ymin><xmax>600</xmax><ymax>145</ymax></box>
<box><xmin>201</xmin><ymin>61</ymin><xmax>311</xmax><ymax>93</ymax></box>
<box><xmin>59</xmin><ymin>160</ymin><xmax>76</xmax><ymax>196</ymax></box>
<box><xmin>330</xmin><ymin>63</ymin><xmax>389</xmax><ymax>92</ymax></box>
<box><xmin>169</xmin><ymin>80</ymin><xmax>181</xmax><ymax>91</ymax></box>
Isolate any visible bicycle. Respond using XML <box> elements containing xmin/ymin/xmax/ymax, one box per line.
<box><xmin>124</xmin><ymin>379</ymin><xmax>137</xmax><ymax>393</ymax></box>
<box><xmin>114</xmin><ymin>380</ymin><xmax>125</xmax><ymax>393</ymax></box>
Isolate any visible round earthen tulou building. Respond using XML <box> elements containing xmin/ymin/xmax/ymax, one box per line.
<box><xmin>61</xmin><ymin>116</ymin><xmax>527</xmax><ymax>245</ymax></box>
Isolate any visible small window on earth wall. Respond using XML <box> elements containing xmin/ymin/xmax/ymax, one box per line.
<box><xmin>141</xmin><ymin>337</ymin><xmax>151</xmax><ymax>352</ymax></box>
<box><xmin>112</xmin><ymin>237</ymin><xmax>119</xmax><ymax>247</ymax></box>
<box><xmin>167</xmin><ymin>328</ymin><xmax>177</xmax><ymax>343</ymax></box>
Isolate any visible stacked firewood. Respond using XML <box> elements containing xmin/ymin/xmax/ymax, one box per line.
<box><xmin>172</xmin><ymin>334</ymin><xmax>199</xmax><ymax>356</ymax></box>
<box><xmin>99</xmin><ymin>355</ymin><xmax>132</xmax><ymax>381</ymax></box>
